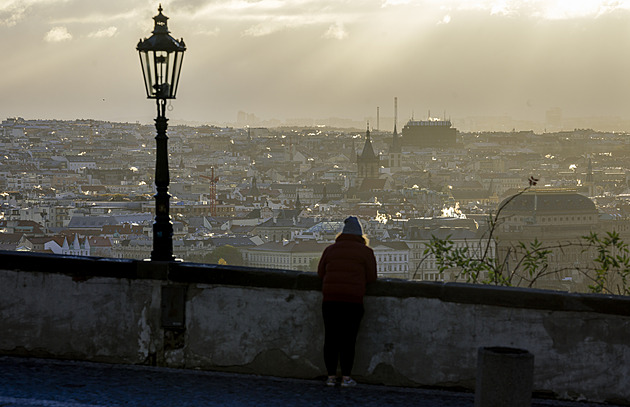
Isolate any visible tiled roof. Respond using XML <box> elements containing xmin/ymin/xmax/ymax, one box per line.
<box><xmin>0</xmin><ymin>233</ymin><xmax>24</xmax><ymax>243</ymax></box>
<box><xmin>246</xmin><ymin>241</ymin><xmax>328</xmax><ymax>253</ymax></box>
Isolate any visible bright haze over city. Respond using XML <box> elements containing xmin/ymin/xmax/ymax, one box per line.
<box><xmin>1</xmin><ymin>0</ymin><xmax>630</xmax><ymax>128</ymax></box>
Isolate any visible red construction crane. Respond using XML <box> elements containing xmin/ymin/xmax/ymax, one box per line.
<box><xmin>199</xmin><ymin>167</ymin><xmax>219</xmax><ymax>216</ymax></box>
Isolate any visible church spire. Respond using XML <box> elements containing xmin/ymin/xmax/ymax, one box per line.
<box><xmin>295</xmin><ymin>190</ymin><xmax>302</xmax><ymax>210</ymax></box>
<box><xmin>320</xmin><ymin>184</ymin><xmax>329</xmax><ymax>204</ymax></box>
<box><xmin>359</xmin><ymin>122</ymin><xmax>377</xmax><ymax>159</ymax></box>
<box><xmin>250</xmin><ymin>176</ymin><xmax>260</xmax><ymax>196</ymax></box>
<box><xmin>586</xmin><ymin>157</ymin><xmax>594</xmax><ymax>183</ymax></box>
<box><xmin>584</xmin><ymin>156</ymin><xmax>595</xmax><ymax>197</ymax></box>
<box><xmin>356</xmin><ymin>120</ymin><xmax>380</xmax><ymax>183</ymax></box>
<box><xmin>391</xmin><ymin>122</ymin><xmax>401</xmax><ymax>153</ymax></box>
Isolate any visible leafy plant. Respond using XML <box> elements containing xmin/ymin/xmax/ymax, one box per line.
<box><xmin>422</xmin><ymin>183</ymin><xmax>534</xmax><ymax>286</ymax></box>
<box><xmin>423</xmin><ymin>182</ymin><xmax>630</xmax><ymax>295</ymax></box>
<box><xmin>581</xmin><ymin>231</ymin><xmax>630</xmax><ymax>295</ymax></box>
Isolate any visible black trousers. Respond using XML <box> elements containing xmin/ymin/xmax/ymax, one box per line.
<box><xmin>322</xmin><ymin>301</ymin><xmax>365</xmax><ymax>377</ymax></box>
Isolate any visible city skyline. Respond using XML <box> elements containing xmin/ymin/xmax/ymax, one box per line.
<box><xmin>2</xmin><ymin>1</ymin><xmax>630</xmax><ymax>127</ymax></box>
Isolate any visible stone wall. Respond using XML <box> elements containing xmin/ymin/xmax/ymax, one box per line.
<box><xmin>1</xmin><ymin>250</ymin><xmax>629</xmax><ymax>404</ymax></box>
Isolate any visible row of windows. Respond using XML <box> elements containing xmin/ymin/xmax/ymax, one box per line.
<box><xmin>376</xmin><ymin>254</ymin><xmax>408</xmax><ymax>262</ymax></box>
<box><xmin>511</xmin><ymin>215</ymin><xmax>594</xmax><ymax>223</ymax></box>
<box><xmin>247</xmin><ymin>254</ymin><xmax>315</xmax><ymax>265</ymax></box>
<box><xmin>247</xmin><ymin>253</ymin><xmax>420</xmax><ymax>270</ymax></box>
<box><xmin>378</xmin><ymin>264</ymin><xmax>408</xmax><ymax>272</ymax></box>
<box><xmin>414</xmin><ymin>272</ymin><xmax>444</xmax><ymax>281</ymax></box>
<box><xmin>503</xmin><ymin>249</ymin><xmax>596</xmax><ymax>264</ymax></box>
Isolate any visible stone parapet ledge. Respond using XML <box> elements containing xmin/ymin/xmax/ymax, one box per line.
<box><xmin>1</xmin><ymin>250</ymin><xmax>629</xmax><ymax>316</ymax></box>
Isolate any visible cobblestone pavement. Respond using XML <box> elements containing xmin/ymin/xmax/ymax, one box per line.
<box><xmin>0</xmin><ymin>357</ymin><xmax>620</xmax><ymax>407</ymax></box>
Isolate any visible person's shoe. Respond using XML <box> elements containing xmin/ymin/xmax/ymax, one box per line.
<box><xmin>341</xmin><ymin>376</ymin><xmax>357</xmax><ymax>387</ymax></box>
<box><xmin>326</xmin><ymin>376</ymin><xmax>337</xmax><ymax>387</ymax></box>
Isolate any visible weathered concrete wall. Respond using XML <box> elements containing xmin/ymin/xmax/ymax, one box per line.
<box><xmin>1</xmin><ymin>251</ymin><xmax>630</xmax><ymax>404</ymax></box>
<box><xmin>0</xmin><ymin>267</ymin><xmax>162</xmax><ymax>365</ymax></box>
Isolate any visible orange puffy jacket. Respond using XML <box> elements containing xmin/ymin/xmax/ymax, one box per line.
<box><xmin>317</xmin><ymin>234</ymin><xmax>377</xmax><ymax>304</ymax></box>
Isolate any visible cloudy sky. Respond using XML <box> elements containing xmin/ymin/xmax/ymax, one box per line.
<box><xmin>1</xmin><ymin>0</ymin><xmax>630</xmax><ymax>126</ymax></box>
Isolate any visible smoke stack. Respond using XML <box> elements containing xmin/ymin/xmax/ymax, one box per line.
<box><xmin>394</xmin><ymin>97</ymin><xmax>398</xmax><ymax>129</ymax></box>
<box><xmin>376</xmin><ymin>106</ymin><xmax>380</xmax><ymax>131</ymax></box>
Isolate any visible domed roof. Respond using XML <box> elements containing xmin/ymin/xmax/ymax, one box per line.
<box><xmin>498</xmin><ymin>190</ymin><xmax>596</xmax><ymax>214</ymax></box>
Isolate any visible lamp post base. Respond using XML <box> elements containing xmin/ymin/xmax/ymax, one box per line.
<box><xmin>151</xmin><ymin>224</ymin><xmax>175</xmax><ymax>262</ymax></box>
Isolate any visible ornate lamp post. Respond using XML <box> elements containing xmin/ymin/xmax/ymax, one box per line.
<box><xmin>137</xmin><ymin>5</ymin><xmax>186</xmax><ymax>261</ymax></box>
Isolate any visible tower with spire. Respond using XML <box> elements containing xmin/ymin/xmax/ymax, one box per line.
<box><xmin>388</xmin><ymin>97</ymin><xmax>402</xmax><ymax>170</ymax></box>
<box><xmin>250</xmin><ymin>176</ymin><xmax>260</xmax><ymax>200</ymax></box>
<box><xmin>584</xmin><ymin>156</ymin><xmax>595</xmax><ymax>197</ymax></box>
<box><xmin>295</xmin><ymin>190</ymin><xmax>302</xmax><ymax>211</ymax></box>
<box><xmin>356</xmin><ymin>122</ymin><xmax>380</xmax><ymax>186</ymax></box>
<box><xmin>319</xmin><ymin>184</ymin><xmax>329</xmax><ymax>204</ymax></box>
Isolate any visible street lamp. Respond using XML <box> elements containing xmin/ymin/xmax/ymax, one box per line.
<box><xmin>137</xmin><ymin>4</ymin><xmax>186</xmax><ymax>261</ymax></box>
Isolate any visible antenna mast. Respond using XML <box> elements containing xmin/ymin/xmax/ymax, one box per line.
<box><xmin>394</xmin><ymin>97</ymin><xmax>398</xmax><ymax>129</ymax></box>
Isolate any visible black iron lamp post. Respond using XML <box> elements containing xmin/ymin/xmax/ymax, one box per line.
<box><xmin>137</xmin><ymin>4</ymin><xmax>186</xmax><ymax>261</ymax></box>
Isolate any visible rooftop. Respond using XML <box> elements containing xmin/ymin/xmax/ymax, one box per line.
<box><xmin>498</xmin><ymin>189</ymin><xmax>597</xmax><ymax>213</ymax></box>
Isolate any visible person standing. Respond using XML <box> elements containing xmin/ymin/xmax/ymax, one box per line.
<box><xmin>317</xmin><ymin>216</ymin><xmax>377</xmax><ymax>387</ymax></box>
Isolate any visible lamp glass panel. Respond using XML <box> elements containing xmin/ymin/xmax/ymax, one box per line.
<box><xmin>139</xmin><ymin>51</ymin><xmax>155</xmax><ymax>98</ymax></box>
<box><xmin>170</xmin><ymin>51</ymin><xmax>184</xmax><ymax>98</ymax></box>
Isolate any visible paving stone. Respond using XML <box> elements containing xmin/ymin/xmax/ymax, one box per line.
<box><xmin>0</xmin><ymin>357</ymin><xmax>619</xmax><ymax>407</ymax></box>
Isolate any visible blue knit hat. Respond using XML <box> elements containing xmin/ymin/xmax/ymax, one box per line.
<box><xmin>342</xmin><ymin>216</ymin><xmax>363</xmax><ymax>236</ymax></box>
